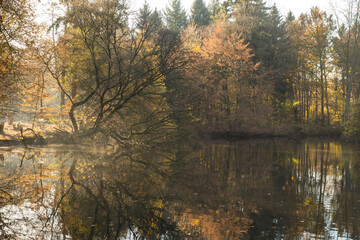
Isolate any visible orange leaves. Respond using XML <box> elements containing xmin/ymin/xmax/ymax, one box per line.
<box><xmin>196</xmin><ymin>22</ymin><xmax>257</xmax><ymax>86</ymax></box>
<box><xmin>183</xmin><ymin>21</ymin><xmax>263</xmax><ymax>130</ymax></box>
<box><xmin>203</xmin><ymin>25</ymin><xmax>251</xmax><ymax>62</ymax></box>
<box><xmin>0</xmin><ymin>0</ymin><xmax>39</xmax><ymax>112</ymax></box>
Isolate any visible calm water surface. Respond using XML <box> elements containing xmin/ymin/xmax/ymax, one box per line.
<box><xmin>0</xmin><ymin>140</ymin><xmax>360</xmax><ymax>239</ymax></box>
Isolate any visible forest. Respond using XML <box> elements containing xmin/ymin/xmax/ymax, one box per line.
<box><xmin>2</xmin><ymin>0</ymin><xmax>360</xmax><ymax>144</ymax></box>
<box><xmin>3</xmin><ymin>1</ymin><xmax>360</xmax><ymax>239</ymax></box>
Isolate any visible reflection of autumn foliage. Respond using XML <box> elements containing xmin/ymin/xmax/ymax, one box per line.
<box><xmin>172</xmin><ymin>206</ymin><xmax>254</xmax><ymax>239</ymax></box>
<box><xmin>0</xmin><ymin>149</ymin><xmax>71</xmax><ymax>239</ymax></box>
<box><xmin>54</xmin><ymin>143</ymin><xmax>259</xmax><ymax>239</ymax></box>
<box><xmin>0</xmin><ymin>152</ymin><xmax>61</xmax><ymax>205</ymax></box>
<box><xmin>57</xmin><ymin>148</ymin><xmax>179</xmax><ymax>239</ymax></box>
<box><xmin>182</xmin><ymin>22</ymin><xmax>273</xmax><ymax>132</ymax></box>
<box><xmin>2</xmin><ymin>141</ymin><xmax>360</xmax><ymax>239</ymax></box>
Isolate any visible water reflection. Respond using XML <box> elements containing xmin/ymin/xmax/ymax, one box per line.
<box><xmin>0</xmin><ymin>140</ymin><xmax>360</xmax><ymax>239</ymax></box>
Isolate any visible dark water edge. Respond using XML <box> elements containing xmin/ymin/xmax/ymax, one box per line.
<box><xmin>0</xmin><ymin>123</ymin><xmax>346</xmax><ymax>147</ymax></box>
<box><xmin>0</xmin><ymin>139</ymin><xmax>360</xmax><ymax>239</ymax></box>
<box><xmin>207</xmin><ymin>127</ymin><xmax>343</xmax><ymax>140</ymax></box>
<box><xmin>0</xmin><ymin>136</ymin><xmax>46</xmax><ymax>147</ymax></box>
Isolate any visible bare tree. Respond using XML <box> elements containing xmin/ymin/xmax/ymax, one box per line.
<box><xmin>332</xmin><ymin>0</ymin><xmax>360</xmax><ymax>123</ymax></box>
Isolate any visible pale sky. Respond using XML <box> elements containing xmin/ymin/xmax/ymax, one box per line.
<box><xmin>129</xmin><ymin>0</ymin><xmax>332</xmax><ymax>18</ymax></box>
<box><xmin>36</xmin><ymin>0</ymin><xmax>335</xmax><ymax>28</ymax></box>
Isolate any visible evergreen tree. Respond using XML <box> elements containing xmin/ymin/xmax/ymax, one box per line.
<box><xmin>136</xmin><ymin>3</ymin><xmax>163</xmax><ymax>34</ymax></box>
<box><xmin>151</xmin><ymin>8</ymin><xmax>163</xmax><ymax>30</ymax></box>
<box><xmin>190</xmin><ymin>0</ymin><xmax>211</xmax><ymax>26</ymax></box>
<box><xmin>286</xmin><ymin>11</ymin><xmax>295</xmax><ymax>22</ymax></box>
<box><xmin>232</xmin><ymin>1</ymin><xmax>294</xmax><ymax>114</ymax></box>
<box><xmin>164</xmin><ymin>0</ymin><xmax>188</xmax><ymax>32</ymax></box>
<box><xmin>136</xmin><ymin>1</ymin><xmax>152</xmax><ymax>30</ymax></box>
<box><xmin>232</xmin><ymin>0</ymin><xmax>270</xmax><ymax>64</ymax></box>
<box><xmin>267</xmin><ymin>4</ymin><xmax>293</xmax><ymax>104</ymax></box>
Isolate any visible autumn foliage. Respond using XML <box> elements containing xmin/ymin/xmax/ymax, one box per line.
<box><xmin>182</xmin><ymin>22</ymin><xmax>272</xmax><ymax>132</ymax></box>
<box><xmin>3</xmin><ymin>0</ymin><xmax>360</xmax><ymax>140</ymax></box>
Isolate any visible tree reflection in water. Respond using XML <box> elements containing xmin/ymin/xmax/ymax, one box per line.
<box><xmin>0</xmin><ymin>140</ymin><xmax>360</xmax><ymax>239</ymax></box>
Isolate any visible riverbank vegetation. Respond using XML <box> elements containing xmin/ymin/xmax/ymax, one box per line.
<box><xmin>2</xmin><ymin>0</ymin><xmax>360</xmax><ymax>143</ymax></box>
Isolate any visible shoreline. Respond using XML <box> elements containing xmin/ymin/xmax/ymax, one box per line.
<box><xmin>0</xmin><ymin>130</ymin><xmax>347</xmax><ymax>147</ymax></box>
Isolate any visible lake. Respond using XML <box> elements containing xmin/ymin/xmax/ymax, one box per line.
<box><xmin>0</xmin><ymin>139</ymin><xmax>359</xmax><ymax>239</ymax></box>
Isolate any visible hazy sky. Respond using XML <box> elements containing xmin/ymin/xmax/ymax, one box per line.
<box><xmin>35</xmin><ymin>0</ymin><xmax>335</xmax><ymax>28</ymax></box>
<box><xmin>129</xmin><ymin>0</ymin><xmax>332</xmax><ymax>17</ymax></box>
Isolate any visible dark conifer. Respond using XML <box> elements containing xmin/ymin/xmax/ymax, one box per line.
<box><xmin>190</xmin><ymin>0</ymin><xmax>211</xmax><ymax>26</ymax></box>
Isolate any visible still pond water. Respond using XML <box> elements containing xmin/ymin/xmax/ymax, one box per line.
<box><xmin>0</xmin><ymin>140</ymin><xmax>360</xmax><ymax>239</ymax></box>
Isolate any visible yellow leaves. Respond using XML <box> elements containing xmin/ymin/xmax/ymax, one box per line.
<box><xmin>192</xmin><ymin>44</ymin><xmax>201</xmax><ymax>53</ymax></box>
<box><xmin>304</xmin><ymin>196</ymin><xmax>312</xmax><ymax>206</ymax></box>
<box><xmin>152</xmin><ymin>199</ymin><xmax>164</xmax><ymax>209</ymax></box>
<box><xmin>300</xmin><ymin>7</ymin><xmax>333</xmax><ymax>56</ymax></box>
<box><xmin>292</xmin><ymin>157</ymin><xmax>299</xmax><ymax>164</ymax></box>
<box><xmin>191</xmin><ymin>218</ymin><xmax>200</xmax><ymax>226</ymax></box>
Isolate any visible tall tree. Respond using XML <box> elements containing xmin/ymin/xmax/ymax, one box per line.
<box><xmin>285</xmin><ymin>14</ymin><xmax>311</xmax><ymax>123</ymax></box>
<box><xmin>267</xmin><ymin>5</ymin><xmax>293</xmax><ymax>104</ymax></box>
<box><xmin>164</xmin><ymin>0</ymin><xmax>188</xmax><ymax>32</ymax></box>
<box><xmin>43</xmin><ymin>0</ymin><xmax>183</xmax><ymax>142</ymax></box>
<box><xmin>232</xmin><ymin>2</ymin><xmax>294</xmax><ymax>121</ymax></box>
<box><xmin>136</xmin><ymin>2</ymin><xmax>163</xmax><ymax>36</ymax></box>
<box><xmin>286</xmin><ymin>11</ymin><xmax>295</xmax><ymax>22</ymax></box>
<box><xmin>332</xmin><ymin>0</ymin><xmax>360</xmax><ymax>123</ymax></box>
<box><xmin>231</xmin><ymin>0</ymin><xmax>269</xmax><ymax>42</ymax></box>
<box><xmin>0</xmin><ymin>0</ymin><xmax>37</xmax><ymax>133</ymax></box>
<box><xmin>300</xmin><ymin>7</ymin><xmax>334</xmax><ymax>125</ymax></box>
<box><xmin>182</xmin><ymin>22</ymin><xmax>272</xmax><ymax>131</ymax></box>
<box><xmin>136</xmin><ymin>1</ymin><xmax>152</xmax><ymax>30</ymax></box>
<box><xmin>190</xmin><ymin>0</ymin><xmax>211</xmax><ymax>26</ymax></box>
<box><xmin>151</xmin><ymin>9</ymin><xmax>163</xmax><ymax>30</ymax></box>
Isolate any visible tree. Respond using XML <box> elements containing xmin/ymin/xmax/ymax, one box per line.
<box><xmin>0</xmin><ymin>0</ymin><xmax>38</xmax><ymax>133</ymax></box>
<box><xmin>136</xmin><ymin>3</ymin><xmax>163</xmax><ymax>35</ymax></box>
<box><xmin>267</xmin><ymin>5</ymin><xmax>293</xmax><ymax>106</ymax></box>
<box><xmin>332</xmin><ymin>0</ymin><xmax>360</xmax><ymax>123</ymax></box>
<box><xmin>190</xmin><ymin>0</ymin><xmax>211</xmax><ymax>26</ymax></box>
<box><xmin>300</xmin><ymin>8</ymin><xmax>334</xmax><ymax>125</ymax></box>
<box><xmin>231</xmin><ymin>0</ymin><xmax>269</xmax><ymax>45</ymax></box>
<box><xmin>43</xmin><ymin>0</ymin><xmax>184</xmax><ymax>143</ymax></box>
<box><xmin>136</xmin><ymin>1</ymin><xmax>152</xmax><ymax>30</ymax></box>
<box><xmin>182</xmin><ymin>22</ymin><xmax>272</xmax><ymax>131</ymax></box>
<box><xmin>285</xmin><ymin>16</ymin><xmax>312</xmax><ymax>123</ymax></box>
<box><xmin>164</xmin><ymin>0</ymin><xmax>188</xmax><ymax>32</ymax></box>
<box><xmin>151</xmin><ymin>9</ymin><xmax>163</xmax><ymax>31</ymax></box>
<box><xmin>286</xmin><ymin>11</ymin><xmax>295</xmax><ymax>22</ymax></box>
<box><xmin>232</xmin><ymin>2</ymin><xmax>294</xmax><ymax>123</ymax></box>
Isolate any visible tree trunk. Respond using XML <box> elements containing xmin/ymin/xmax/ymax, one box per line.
<box><xmin>69</xmin><ymin>106</ymin><xmax>78</xmax><ymax>133</ymax></box>
<box><xmin>320</xmin><ymin>62</ymin><xmax>325</xmax><ymax>126</ymax></box>
<box><xmin>324</xmin><ymin>67</ymin><xmax>330</xmax><ymax>125</ymax></box>
<box><xmin>0</xmin><ymin>123</ymin><xmax>4</xmax><ymax>134</ymax></box>
<box><xmin>344</xmin><ymin>71</ymin><xmax>354</xmax><ymax>123</ymax></box>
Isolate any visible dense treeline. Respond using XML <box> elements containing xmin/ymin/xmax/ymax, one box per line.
<box><xmin>2</xmin><ymin>0</ymin><xmax>360</xmax><ymax>142</ymax></box>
